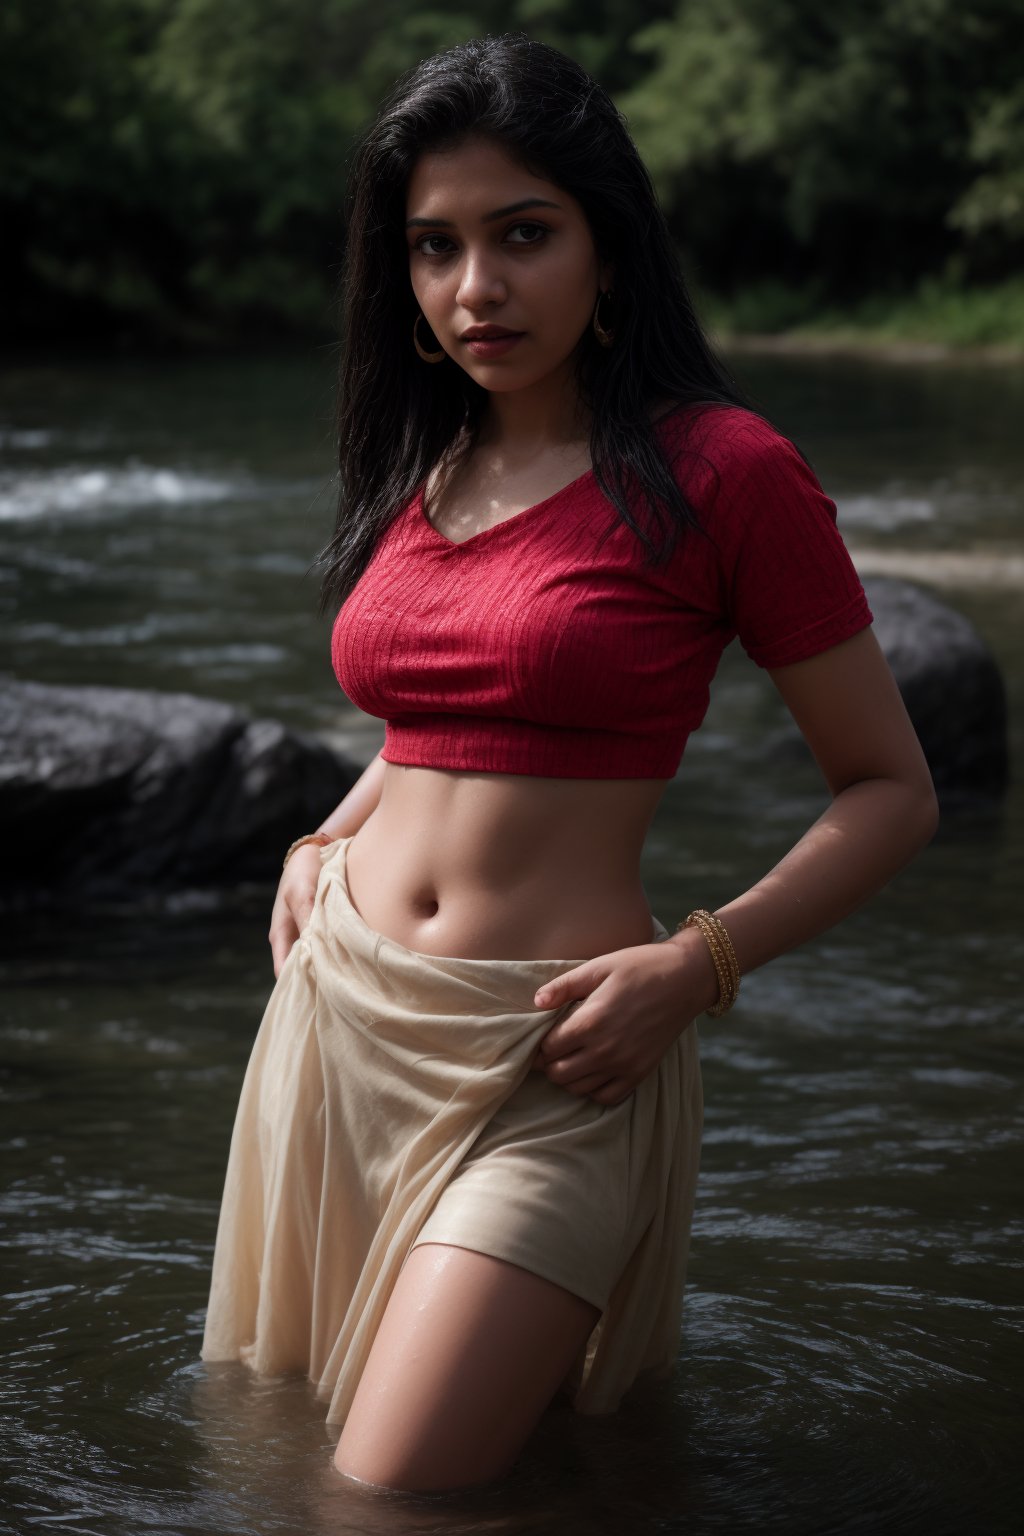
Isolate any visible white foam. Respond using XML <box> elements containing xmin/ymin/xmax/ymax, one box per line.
<box><xmin>836</xmin><ymin>492</ymin><xmax>937</xmax><ymax>528</ymax></box>
<box><xmin>0</xmin><ymin>427</ymin><xmax>54</xmax><ymax>449</ymax></box>
<box><xmin>851</xmin><ymin>546</ymin><xmax>1024</xmax><ymax>589</ymax></box>
<box><xmin>0</xmin><ymin>463</ymin><xmax>242</xmax><ymax>521</ymax></box>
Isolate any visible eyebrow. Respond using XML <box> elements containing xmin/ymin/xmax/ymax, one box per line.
<box><xmin>405</xmin><ymin>197</ymin><xmax>563</xmax><ymax>229</ymax></box>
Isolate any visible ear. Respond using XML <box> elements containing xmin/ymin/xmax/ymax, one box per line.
<box><xmin>599</xmin><ymin>258</ymin><xmax>616</xmax><ymax>294</ymax></box>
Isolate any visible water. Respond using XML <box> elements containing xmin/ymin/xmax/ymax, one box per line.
<box><xmin>1</xmin><ymin>350</ymin><xmax>1021</xmax><ymax>1534</ymax></box>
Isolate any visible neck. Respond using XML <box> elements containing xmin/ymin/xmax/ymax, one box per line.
<box><xmin>477</xmin><ymin>360</ymin><xmax>589</xmax><ymax>455</ymax></box>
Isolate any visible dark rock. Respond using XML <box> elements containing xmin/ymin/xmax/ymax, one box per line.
<box><xmin>863</xmin><ymin>578</ymin><xmax>1009</xmax><ymax>806</ymax></box>
<box><xmin>771</xmin><ymin>578</ymin><xmax>1008</xmax><ymax>808</ymax></box>
<box><xmin>0</xmin><ymin>678</ymin><xmax>361</xmax><ymax>907</ymax></box>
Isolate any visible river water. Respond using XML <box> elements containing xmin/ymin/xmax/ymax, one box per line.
<box><xmin>1</xmin><ymin>351</ymin><xmax>1021</xmax><ymax>1535</ymax></box>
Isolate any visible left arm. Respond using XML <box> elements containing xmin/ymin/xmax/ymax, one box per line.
<box><xmin>534</xmin><ymin>627</ymin><xmax>940</xmax><ymax>1105</ymax></box>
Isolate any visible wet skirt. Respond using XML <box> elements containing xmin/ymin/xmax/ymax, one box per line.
<box><xmin>200</xmin><ymin>835</ymin><xmax>704</xmax><ymax>1425</ymax></box>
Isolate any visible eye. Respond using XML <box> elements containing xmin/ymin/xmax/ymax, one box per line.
<box><xmin>413</xmin><ymin>233</ymin><xmax>455</xmax><ymax>257</ymax></box>
<box><xmin>505</xmin><ymin>222</ymin><xmax>549</xmax><ymax>246</ymax></box>
<box><xmin>410</xmin><ymin>222</ymin><xmax>550</xmax><ymax>257</ymax></box>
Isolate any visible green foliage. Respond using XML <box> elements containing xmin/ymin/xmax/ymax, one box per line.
<box><xmin>706</xmin><ymin>273</ymin><xmax>1024</xmax><ymax>350</ymax></box>
<box><xmin>2</xmin><ymin>0</ymin><xmax>1022</xmax><ymax>344</ymax></box>
<box><xmin>622</xmin><ymin>0</ymin><xmax>1024</xmax><ymax>294</ymax></box>
<box><xmin>949</xmin><ymin>81</ymin><xmax>1024</xmax><ymax>242</ymax></box>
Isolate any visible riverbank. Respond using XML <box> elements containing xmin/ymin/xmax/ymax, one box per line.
<box><xmin>8</xmin><ymin>276</ymin><xmax>1023</xmax><ymax>365</ymax></box>
<box><xmin>702</xmin><ymin>277</ymin><xmax>1024</xmax><ymax>365</ymax></box>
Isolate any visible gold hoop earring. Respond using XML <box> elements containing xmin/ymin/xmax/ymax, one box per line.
<box><xmin>413</xmin><ymin>312</ymin><xmax>445</xmax><ymax>364</ymax></box>
<box><xmin>592</xmin><ymin>289</ymin><xmax>615</xmax><ymax>349</ymax></box>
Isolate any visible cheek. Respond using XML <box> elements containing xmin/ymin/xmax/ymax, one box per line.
<box><xmin>408</xmin><ymin>265</ymin><xmax>430</xmax><ymax>314</ymax></box>
<box><xmin>424</xmin><ymin>282</ymin><xmax>466</xmax><ymax>339</ymax></box>
<box><xmin>533</xmin><ymin>256</ymin><xmax>598</xmax><ymax>340</ymax></box>
<box><xmin>540</xmin><ymin>240</ymin><xmax>598</xmax><ymax>306</ymax></box>
<box><xmin>409</xmin><ymin>262</ymin><xmax>448</xmax><ymax>319</ymax></box>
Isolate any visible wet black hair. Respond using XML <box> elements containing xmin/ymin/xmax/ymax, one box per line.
<box><xmin>316</xmin><ymin>32</ymin><xmax>760</xmax><ymax>613</ymax></box>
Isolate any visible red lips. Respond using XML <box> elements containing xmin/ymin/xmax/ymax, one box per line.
<box><xmin>460</xmin><ymin>325</ymin><xmax>524</xmax><ymax>340</ymax></box>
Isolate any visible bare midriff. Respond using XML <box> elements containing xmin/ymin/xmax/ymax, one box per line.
<box><xmin>344</xmin><ymin>763</ymin><xmax>672</xmax><ymax>961</ymax></box>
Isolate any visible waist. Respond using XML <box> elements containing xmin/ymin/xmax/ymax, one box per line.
<box><xmin>343</xmin><ymin>764</ymin><xmax>669</xmax><ymax>961</ymax></box>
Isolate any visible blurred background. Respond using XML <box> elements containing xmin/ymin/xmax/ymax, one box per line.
<box><xmin>1</xmin><ymin>4</ymin><xmax>1022</xmax><ymax>1535</ymax></box>
<box><xmin>3</xmin><ymin>0</ymin><xmax>1023</xmax><ymax>350</ymax></box>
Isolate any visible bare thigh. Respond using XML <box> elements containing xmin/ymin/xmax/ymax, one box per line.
<box><xmin>332</xmin><ymin>1242</ymin><xmax>602</xmax><ymax>1493</ymax></box>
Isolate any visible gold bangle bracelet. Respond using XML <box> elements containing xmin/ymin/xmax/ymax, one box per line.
<box><xmin>684</xmin><ymin>917</ymin><xmax>737</xmax><ymax>1017</ymax></box>
<box><xmin>696</xmin><ymin>908</ymin><xmax>740</xmax><ymax>994</ymax></box>
<box><xmin>694</xmin><ymin>911</ymin><xmax>739</xmax><ymax>1016</ymax></box>
<box><xmin>677</xmin><ymin>908</ymin><xmax>740</xmax><ymax>1018</ymax></box>
<box><xmin>282</xmin><ymin>832</ymin><xmax>335</xmax><ymax>870</ymax></box>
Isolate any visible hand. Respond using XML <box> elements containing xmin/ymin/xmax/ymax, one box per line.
<box><xmin>269</xmin><ymin>844</ymin><xmax>325</xmax><ymax>977</ymax></box>
<box><xmin>530</xmin><ymin>930</ymin><xmax>719</xmax><ymax>1105</ymax></box>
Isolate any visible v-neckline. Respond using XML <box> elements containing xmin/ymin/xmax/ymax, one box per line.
<box><xmin>413</xmin><ymin>401</ymin><xmax>695</xmax><ymax>548</ymax></box>
<box><xmin>417</xmin><ymin>466</ymin><xmax>596</xmax><ymax>550</ymax></box>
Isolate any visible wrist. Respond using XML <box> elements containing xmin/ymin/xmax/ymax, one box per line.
<box><xmin>282</xmin><ymin>831</ymin><xmax>335</xmax><ymax>870</ymax></box>
<box><xmin>664</xmin><ymin>928</ymin><xmax>722</xmax><ymax>1017</ymax></box>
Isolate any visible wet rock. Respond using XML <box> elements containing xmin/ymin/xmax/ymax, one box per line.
<box><xmin>771</xmin><ymin>578</ymin><xmax>1008</xmax><ymax>808</ymax></box>
<box><xmin>864</xmin><ymin>577</ymin><xmax>1009</xmax><ymax>806</ymax></box>
<box><xmin>0</xmin><ymin>678</ymin><xmax>361</xmax><ymax>908</ymax></box>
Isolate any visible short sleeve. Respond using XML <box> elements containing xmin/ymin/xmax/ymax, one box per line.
<box><xmin>706</xmin><ymin>416</ymin><xmax>873</xmax><ymax>669</ymax></box>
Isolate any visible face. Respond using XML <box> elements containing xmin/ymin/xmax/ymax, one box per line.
<box><xmin>405</xmin><ymin>136</ymin><xmax>612</xmax><ymax>394</ymax></box>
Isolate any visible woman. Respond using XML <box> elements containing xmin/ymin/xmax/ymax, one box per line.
<box><xmin>201</xmin><ymin>35</ymin><xmax>938</xmax><ymax>1494</ymax></box>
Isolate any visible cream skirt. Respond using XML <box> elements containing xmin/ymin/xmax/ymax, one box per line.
<box><xmin>201</xmin><ymin>835</ymin><xmax>704</xmax><ymax>1425</ymax></box>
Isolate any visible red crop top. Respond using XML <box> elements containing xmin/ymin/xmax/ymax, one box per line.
<box><xmin>331</xmin><ymin>403</ymin><xmax>873</xmax><ymax>779</ymax></box>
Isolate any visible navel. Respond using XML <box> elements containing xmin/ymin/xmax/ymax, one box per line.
<box><xmin>412</xmin><ymin>889</ymin><xmax>440</xmax><ymax>919</ymax></box>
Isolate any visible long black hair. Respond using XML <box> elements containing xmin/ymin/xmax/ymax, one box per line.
<box><xmin>316</xmin><ymin>33</ymin><xmax>760</xmax><ymax>614</ymax></box>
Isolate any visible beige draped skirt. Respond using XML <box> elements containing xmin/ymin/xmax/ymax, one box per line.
<box><xmin>201</xmin><ymin>835</ymin><xmax>703</xmax><ymax>1425</ymax></box>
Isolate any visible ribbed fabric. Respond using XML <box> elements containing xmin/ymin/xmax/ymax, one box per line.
<box><xmin>331</xmin><ymin>404</ymin><xmax>873</xmax><ymax>778</ymax></box>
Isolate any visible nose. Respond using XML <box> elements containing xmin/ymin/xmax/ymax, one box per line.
<box><xmin>455</xmin><ymin>247</ymin><xmax>507</xmax><ymax>310</ymax></box>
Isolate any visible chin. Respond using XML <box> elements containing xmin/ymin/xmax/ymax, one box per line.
<box><xmin>467</xmin><ymin>359</ymin><xmax>572</xmax><ymax>393</ymax></box>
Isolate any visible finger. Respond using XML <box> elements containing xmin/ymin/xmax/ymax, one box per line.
<box><xmin>590</xmin><ymin>1079</ymin><xmax>634</xmax><ymax>1107</ymax></box>
<box><xmin>543</xmin><ymin>1048</ymin><xmax>603</xmax><ymax>1086</ymax></box>
<box><xmin>533</xmin><ymin>967</ymin><xmax>595</xmax><ymax>1010</ymax></box>
<box><xmin>538</xmin><ymin>1000</ymin><xmax>599</xmax><ymax>1060</ymax></box>
<box><xmin>269</xmin><ymin>916</ymin><xmax>299</xmax><ymax>977</ymax></box>
<box><xmin>292</xmin><ymin>896</ymin><xmax>315</xmax><ymax>936</ymax></box>
<box><xmin>558</xmin><ymin>1071</ymin><xmax>611</xmax><ymax>1098</ymax></box>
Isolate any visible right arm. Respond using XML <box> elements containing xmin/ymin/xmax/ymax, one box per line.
<box><xmin>269</xmin><ymin>748</ymin><xmax>387</xmax><ymax>975</ymax></box>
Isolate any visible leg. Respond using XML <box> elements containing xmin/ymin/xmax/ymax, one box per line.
<box><xmin>333</xmin><ymin>1242</ymin><xmax>601</xmax><ymax>1493</ymax></box>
